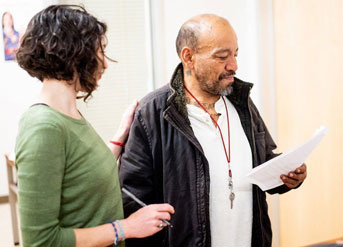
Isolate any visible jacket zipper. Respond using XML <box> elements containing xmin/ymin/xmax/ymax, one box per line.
<box><xmin>247</xmin><ymin>96</ymin><xmax>265</xmax><ymax>247</ymax></box>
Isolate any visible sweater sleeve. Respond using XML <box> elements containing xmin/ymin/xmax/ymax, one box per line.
<box><xmin>15</xmin><ymin>121</ymin><xmax>76</xmax><ymax>247</ymax></box>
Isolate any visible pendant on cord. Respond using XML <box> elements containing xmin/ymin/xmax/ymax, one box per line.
<box><xmin>184</xmin><ymin>86</ymin><xmax>234</xmax><ymax>209</ymax></box>
<box><xmin>228</xmin><ymin>169</ymin><xmax>235</xmax><ymax>209</ymax></box>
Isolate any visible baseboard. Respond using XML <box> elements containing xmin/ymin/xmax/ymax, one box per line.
<box><xmin>0</xmin><ymin>196</ymin><xmax>9</xmax><ymax>204</ymax></box>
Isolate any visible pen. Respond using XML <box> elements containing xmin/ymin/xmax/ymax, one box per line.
<box><xmin>122</xmin><ymin>187</ymin><xmax>173</xmax><ymax>228</ymax></box>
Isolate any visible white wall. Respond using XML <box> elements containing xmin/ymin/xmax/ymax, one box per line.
<box><xmin>0</xmin><ymin>59</ymin><xmax>42</xmax><ymax>197</ymax></box>
<box><xmin>71</xmin><ymin>0</ymin><xmax>152</xmax><ymax>142</ymax></box>
<box><xmin>0</xmin><ymin>0</ymin><xmax>56</xmax><ymax>196</ymax></box>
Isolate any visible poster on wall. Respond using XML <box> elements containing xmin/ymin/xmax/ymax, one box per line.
<box><xmin>1</xmin><ymin>11</ymin><xmax>20</xmax><ymax>61</ymax></box>
<box><xmin>0</xmin><ymin>0</ymin><xmax>47</xmax><ymax>63</ymax></box>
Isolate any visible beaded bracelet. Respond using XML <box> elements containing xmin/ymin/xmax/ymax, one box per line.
<box><xmin>111</xmin><ymin>221</ymin><xmax>119</xmax><ymax>246</ymax></box>
<box><xmin>115</xmin><ymin>220</ymin><xmax>125</xmax><ymax>241</ymax></box>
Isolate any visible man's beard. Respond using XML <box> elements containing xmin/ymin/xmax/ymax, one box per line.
<box><xmin>195</xmin><ymin>70</ymin><xmax>235</xmax><ymax>96</ymax></box>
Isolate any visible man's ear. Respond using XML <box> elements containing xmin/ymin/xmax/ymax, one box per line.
<box><xmin>180</xmin><ymin>47</ymin><xmax>194</xmax><ymax>70</ymax></box>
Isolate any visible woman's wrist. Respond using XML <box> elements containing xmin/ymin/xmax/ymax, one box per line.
<box><xmin>111</xmin><ymin>128</ymin><xmax>129</xmax><ymax>144</ymax></box>
<box><xmin>109</xmin><ymin>220</ymin><xmax>127</xmax><ymax>245</ymax></box>
<box><xmin>119</xmin><ymin>218</ymin><xmax>133</xmax><ymax>239</ymax></box>
<box><xmin>115</xmin><ymin>220</ymin><xmax>125</xmax><ymax>241</ymax></box>
<box><xmin>110</xmin><ymin>222</ymin><xmax>119</xmax><ymax>246</ymax></box>
<box><xmin>109</xmin><ymin>140</ymin><xmax>125</xmax><ymax>147</ymax></box>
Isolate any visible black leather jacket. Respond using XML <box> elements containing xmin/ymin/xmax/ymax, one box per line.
<box><xmin>119</xmin><ymin>64</ymin><xmax>293</xmax><ymax>247</ymax></box>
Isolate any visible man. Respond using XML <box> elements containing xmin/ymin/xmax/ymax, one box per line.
<box><xmin>119</xmin><ymin>14</ymin><xmax>307</xmax><ymax>247</ymax></box>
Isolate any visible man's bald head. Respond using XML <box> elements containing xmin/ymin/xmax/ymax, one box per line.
<box><xmin>175</xmin><ymin>14</ymin><xmax>233</xmax><ymax>57</ymax></box>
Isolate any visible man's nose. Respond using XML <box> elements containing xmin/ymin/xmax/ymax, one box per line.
<box><xmin>225</xmin><ymin>57</ymin><xmax>238</xmax><ymax>72</ymax></box>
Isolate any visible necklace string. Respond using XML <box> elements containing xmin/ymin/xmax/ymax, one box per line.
<box><xmin>184</xmin><ymin>86</ymin><xmax>232</xmax><ymax>178</ymax></box>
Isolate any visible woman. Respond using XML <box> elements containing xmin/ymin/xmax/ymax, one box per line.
<box><xmin>15</xmin><ymin>5</ymin><xmax>174</xmax><ymax>247</ymax></box>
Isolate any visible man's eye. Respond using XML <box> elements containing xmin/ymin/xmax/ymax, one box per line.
<box><xmin>217</xmin><ymin>56</ymin><xmax>227</xmax><ymax>60</ymax></box>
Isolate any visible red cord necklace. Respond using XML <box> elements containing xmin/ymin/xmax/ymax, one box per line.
<box><xmin>184</xmin><ymin>85</ymin><xmax>236</xmax><ymax>209</ymax></box>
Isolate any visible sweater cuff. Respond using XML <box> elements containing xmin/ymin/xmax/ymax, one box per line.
<box><xmin>60</xmin><ymin>228</ymin><xmax>76</xmax><ymax>247</ymax></box>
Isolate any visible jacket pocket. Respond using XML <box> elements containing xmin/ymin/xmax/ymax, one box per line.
<box><xmin>254</xmin><ymin>131</ymin><xmax>266</xmax><ymax>164</ymax></box>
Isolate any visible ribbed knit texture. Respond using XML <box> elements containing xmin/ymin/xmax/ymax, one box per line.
<box><xmin>15</xmin><ymin>105</ymin><xmax>123</xmax><ymax>247</ymax></box>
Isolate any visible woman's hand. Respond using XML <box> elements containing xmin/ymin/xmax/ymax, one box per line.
<box><xmin>113</xmin><ymin>100</ymin><xmax>139</xmax><ymax>143</ymax></box>
<box><xmin>109</xmin><ymin>100</ymin><xmax>139</xmax><ymax>159</ymax></box>
<box><xmin>121</xmin><ymin>204</ymin><xmax>175</xmax><ymax>239</ymax></box>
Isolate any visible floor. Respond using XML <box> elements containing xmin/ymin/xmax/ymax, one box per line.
<box><xmin>0</xmin><ymin>203</ymin><xmax>17</xmax><ymax>247</ymax></box>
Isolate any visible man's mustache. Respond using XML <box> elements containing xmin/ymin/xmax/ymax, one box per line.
<box><xmin>219</xmin><ymin>70</ymin><xmax>236</xmax><ymax>80</ymax></box>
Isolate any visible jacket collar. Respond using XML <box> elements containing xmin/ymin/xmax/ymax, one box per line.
<box><xmin>167</xmin><ymin>63</ymin><xmax>254</xmax><ymax>118</ymax></box>
<box><xmin>167</xmin><ymin>63</ymin><xmax>188</xmax><ymax>118</ymax></box>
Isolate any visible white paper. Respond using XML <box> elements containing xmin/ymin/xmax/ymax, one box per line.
<box><xmin>246</xmin><ymin>126</ymin><xmax>328</xmax><ymax>191</ymax></box>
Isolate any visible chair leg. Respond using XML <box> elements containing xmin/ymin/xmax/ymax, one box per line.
<box><xmin>8</xmin><ymin>191</ymin><xmax>20</xmax><ymax>246</ymax></box>
<box><xmin>5</xmin><ymin>154</ymin><xmax>20</xmax><ymax>246</ymax></box>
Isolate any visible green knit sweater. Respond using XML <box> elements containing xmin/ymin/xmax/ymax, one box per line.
<box><xmin>15</xmin><ymin>105</ymin><xmax>124</xmax><ymax>247</ymax></box>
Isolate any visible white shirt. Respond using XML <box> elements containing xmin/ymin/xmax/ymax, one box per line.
<box><xmin>187</xmin><ymin>97</ymin><xmax>253</xmax><ymax>247</ymax></box>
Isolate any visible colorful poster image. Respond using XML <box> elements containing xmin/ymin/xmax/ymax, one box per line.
<box><xmin>0</xmin><ymin>0</ymin><xmax>47</xmax><ymax>62</ymax></box>
<box><xmin>2</xmin><ymin>11</ymin><xmax>20</xmax><ymax>61</ymax></box>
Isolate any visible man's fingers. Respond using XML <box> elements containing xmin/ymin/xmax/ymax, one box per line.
<box><xmin>281</xmin><ymin>175</ymin><xmax>298</xmax><ymax>184</ymax></box>
<box><xmin>288</xmin><ymin>172</ymin><xmax>300</xmax><ymax>181</ymax></box>
<box><xmin>295</xmin><ymin>172</ymin><xmax>307</xmax><ymax>182</ymax></box>
<box><xmin>295</xmin><ymin>163</ymin><xmax>307</xmax><ymax>174</ymax></box>
<box><xmin>281</xmin><ymin>175</ymin><xmax>299</xmax><ymax>187</ymax></box>
<box><xmin>281</xmin><ymin>164</ymin><xmax>307</xmax><ymax>188</ymax></box>
<box><xmin>291</xmin><ymin>167</ymin><xmax>307</xmax><ymax>182</ymax></box>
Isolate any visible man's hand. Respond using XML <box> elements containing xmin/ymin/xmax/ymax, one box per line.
<box><xmin>281</xmin><ymin>163</ymin><xmax>307</xmax><ymax>189</ymax></box>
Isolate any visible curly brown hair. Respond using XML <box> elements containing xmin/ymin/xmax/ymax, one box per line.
<box><xmin>16</xmin><ymin>5</ymin><xmax>110</xmax><ymax>101</ymax></box>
